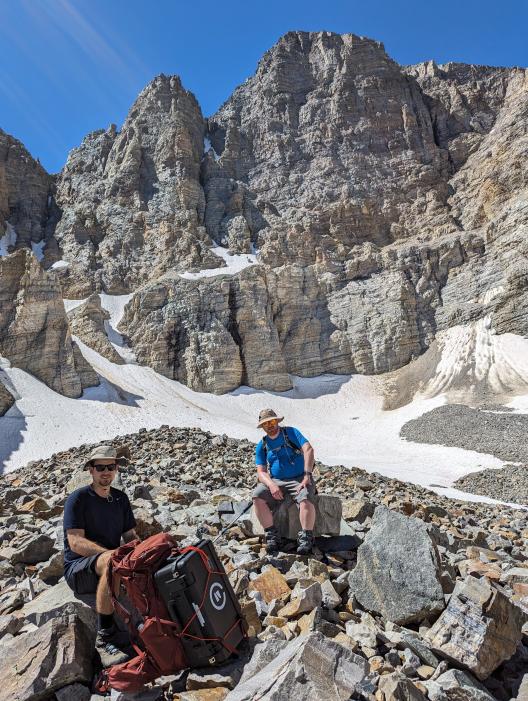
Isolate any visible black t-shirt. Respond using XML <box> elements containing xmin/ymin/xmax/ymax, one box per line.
<box><xmin>63</xmin><ymin>485</ymin><xmax>136</xmax><ymax>573</ymax></box>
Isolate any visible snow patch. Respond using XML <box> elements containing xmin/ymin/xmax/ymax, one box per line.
<box><xmin>0</xmin><ymin>222</ymin><xmax>17</xmax><ymax>257</ymax></box>
<box><xmin>63</xmin><ymin>298</ymin><xmax>87</xmax><ymax>313</ymax></box>
<box><xmin>99</xmin><ymin>293</ymin><xmax>136</xmax><ymax>363</ymax></box>
<box><xmin>2</xmin><ymin>334</ymin><xmax>525</xmax><ymax>506</ymax></box>
<box><xmin>424</xmin><ymin>317</ymin><xmax>528</xmax><ymax>398</ymax></box>
<box><xmin>203</xmin><ymin>136</ymin><xmax>221</xmax><ymax>162</ymax></box>
<box><xmin>51</xmin><ymin>260</ymin><xmax>69</xmax><ymax>270</ymax></box>
<box><xmin>179</xmin><ymin>245</ymin><xmax>257</xmax><ymax>280</ymax></box>
<box><xmin>31</xmin><ymin>240</ymin><xmax>46</xmax><ymax>262</ymax></box>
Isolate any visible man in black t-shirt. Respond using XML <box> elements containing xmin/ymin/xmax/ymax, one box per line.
<box><xmin>63</xmin><ymin>445</ymin><xmax>138</xmax><ymax>667</ymax></box>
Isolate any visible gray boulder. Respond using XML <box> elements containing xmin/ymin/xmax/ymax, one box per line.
<box><xmin>0</xmin><ymin>532</ymin><xmax>56</xmax><ymax>565</ymax></box>
<box><xmin>0</xmin><ymin>614</ymin><xmax>94</xmax><ymax>701</ymax></box>
<box><xmin>427</xmin><ymin>576</ymin><xmax>527</xmax><ymax>680</ymax></box>
<box><xmin>378</xmin><ymin>672</ymin><xmax>428</xmax><ymax>700</ymax></box>
<box><xmin>18</xmin><ymin>580</ymin><xmax>97</xmax><ymax>633</ymax></box>
<box><xmin>423</xmin><ymin>669</ymin><xmax>496</xmax><ymax>700</ymax></box>
<box><xmin>236</xmin><ymin>638</ymin><xmax>289</xmax><ymax>685</ymax></box>
<box><xmin>348</xmin><ymin>506</ymin><xmax>445</xmax><ymax>624</ymax></box>
<box><xmin>251</xmin><ymin>493</ymin><xmax>342</xmax><ymax>539</ymax></box>
<box><xmin>225</xmin><ymin>632</ymin><xmax>368</xmax><ymax>700</ymax></box>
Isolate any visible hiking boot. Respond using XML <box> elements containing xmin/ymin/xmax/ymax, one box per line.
<box><xmin>95</xmin><ymin>627</ymin><xmax>131</xmax><ymax>668</ymax></box>
<box><xmin>264</xmin><ymin>527</ymin><xmax>281</xmax><ymax>555</ymax></box>
<box><xmin>296</xmin><ymin>529</ymin><xmax>314</xmax><ymax>556</ymax></box>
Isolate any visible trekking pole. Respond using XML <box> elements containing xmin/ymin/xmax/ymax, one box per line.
<box><xmin>212</xmin><ymin>479</ymin><xmax>259</xmax><ymax>544</ymax></box>
<box><xmin>213</xmin><ymin>500</ymin><xmax>254</xmax><ymax>544</ymax></box>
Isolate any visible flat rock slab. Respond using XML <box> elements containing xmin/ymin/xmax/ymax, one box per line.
<box><xmin>0</xmin><ymin>614</ymin><xmax>94</xmax><ymax>701</ymax></box>
<box><xmin>224</xmin><ymin>631</ymin><xmax>368</xmax><ymax>700</ymax></box>
<box><xmin>348</xmin><ymin>506</ymin><xmax>445</xmax><ymax>625</ymax></box>
<box><xmin>16</xmin><ymin>579</ymin><xmax>97</xmax><ymax>633</ymax></box>
<box><xmin>427</xmin><ymin>575</ymin><xmax>527</xmax><ymax>680</ymax></box>
<box><xmin>251</xmin><ymin>494</ymin><xmax>342</xmax><ymax>539</ymax></box>
<box><xmin>247</xmin><ymin>566</ymin><xmax>290</xmax><ymax>604</ymax></box>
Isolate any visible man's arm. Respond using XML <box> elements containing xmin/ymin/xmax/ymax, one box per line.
<box><xmin>257</xmin><ymin>465</ymin><xmax>276</xmax><ymax>489</ymax></box>
<box><xmin>122</xmin><ymin>529</ymin><xmax>138</xmax><ymax>543</ymax></box>
<box><xmin>302</xmin><ymin>442</ymin><xmax>314</xmax><ymax>473</ymax></box>
<box><xmin>256</xmin><ymin>466</ymin><xmax>284</xmax><ymax>500</ymax></box>
<box><xmin>67</xmin><ymin>529</ymin><xmax>109</xmax><ymax>557</ymax></box>
<box><xmin>294</xmin><ymin>442</ymin><xmax>315</xmax><ymax>492</ymax></box>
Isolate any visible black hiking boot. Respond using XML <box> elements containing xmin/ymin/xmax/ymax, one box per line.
<box><xmin>95</xmin><ymin>626</ymin><xmax>131</xmax><ymax>668</ymax></box>
<box><xmin>264</xmin><ymin>526</ymin><xmax>281</xmax><ymax>555</ymax></box>
<box><xmin>296</xmin><ymin>529</ymin><xmax>314</xmax><ymax>556</ymax></box>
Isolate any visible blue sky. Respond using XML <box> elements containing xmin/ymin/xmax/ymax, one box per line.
<box><xmin>1</xmin><ymin>0</ymin><xmax>526</xmax><ymax>173</ymax></box>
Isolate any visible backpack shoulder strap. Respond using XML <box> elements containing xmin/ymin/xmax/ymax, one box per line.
<box><xmin>260</xmin><ymin>435</ymin><xmax>269</xmax><ymax>462</ymax></box>
<box><xmin>282</xmin><ymin>427</ymin><xmax>303</xmax><ymax>454</ymax></box>
<box><xmin>261</xmin><ymin>428</ymin><xmax>303</xmax><ymax>459</ymax></box>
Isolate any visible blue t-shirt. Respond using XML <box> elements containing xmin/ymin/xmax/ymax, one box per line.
<box><xmin>63</xmin><ymin>485</ymin><xmax>136</xmax><ymax>573</ymax></box>
<box><xmin>255</xmin><ymin>426</ymin><xmax>308</xmax><ymax>480</ymax></box>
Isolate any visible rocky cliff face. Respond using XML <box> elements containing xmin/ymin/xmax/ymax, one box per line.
<box><xmin>0</xmin><ymin>379</ymin><xmax>14</xmax><ymax>417</ymax></box>
<box><xmin>2</xmin><ymin>31</ymin><xmax>527</xmax><ymax>397</ymax></box>
<box><xmin>119</xmin><ymin>33</ymin><xmax>527</xmax><ymax>394</ymax></box>
<box><xmin>207</xmin><ymin>32</ymin><xmax>456</xmax><ymax>261</ymax></box>
<box><xmin>0</xmin><ymin>250</ymin><xmax>98</xmax><ymax>397</ymax></box>
<box><xmin>52</xmin><ymin>75</ymin><xmax>221</xmax><ymax>296</ymax></box>
<box><xmin>0</xmin><ymin>129</ymin><xmax>57</xmax><ymax>260</ymax></box>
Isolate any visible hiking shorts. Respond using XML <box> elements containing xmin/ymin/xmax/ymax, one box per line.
<box><xmin>64</xmin><ymin>554</ymin><xmax>101</xmax><ymax>595</ymax></box>
<box><xmin>252</xmin><ymin>475</ymin><xmax>317</xmax><ymax>509</ymax></box>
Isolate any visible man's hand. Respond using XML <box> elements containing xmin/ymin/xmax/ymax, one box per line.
<box><xmin>295</xmin><ymin>475</ymin><xmax>312</xmax><ymax>493</ymax></box>
<box><xmin>270</xmin><ymin>483</ymin><xmax>284</xmax><ymax>500</ymax></box>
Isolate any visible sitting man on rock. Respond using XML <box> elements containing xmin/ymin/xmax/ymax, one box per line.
<box><xmin>63</xmin><ymin>445</ymin><xmax>138</xmax><ymax>667</ymax></box>
<box><xmin>253</xmin><ymin>409</ymin><xmax>316</xmax><ymax>555</ymax></box>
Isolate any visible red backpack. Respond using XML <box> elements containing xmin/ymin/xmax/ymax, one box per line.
<box><xmin>96</xmin><ymin>533</ymin><xmax>189</xmax><ymax>694</ymax></box>
<box><xmin>96</xmin><ymin>533</ymin><xmax>247</xmax><ymax>694</ymax></box>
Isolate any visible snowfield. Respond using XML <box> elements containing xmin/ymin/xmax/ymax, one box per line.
<box><xmin>1</xmin><ymin>295</ymin><xmax>527</xmax><ymax>509</ymax></box>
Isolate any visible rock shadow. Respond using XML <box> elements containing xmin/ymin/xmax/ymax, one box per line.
<box><xmin>81</xmin><ymin>376</ymin><xmax>143</xmax><ymax>407</ymax></box>
<box><xmin>231</xmin><ymin>374</ymin><xmax>350</xmax><ymax>400</ymax></box>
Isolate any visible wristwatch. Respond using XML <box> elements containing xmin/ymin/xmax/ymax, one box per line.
<box><xmin>304</xmin><ymin>472</ymin><xmax>312</xmax><ymax>480</ymax></box>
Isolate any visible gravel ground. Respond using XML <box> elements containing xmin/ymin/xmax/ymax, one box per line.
<box><xmin>400</xmin><ymin>404</ymin><xmax>528</xmax><ymax>463</ymax></box>
<box><xmin>400</xmin><ymin>404</ymin><xmax>528</xmax><ymax>503</ymax></box>
<box><xmin>454</xmin><ymin>463</ymin><xmax>528</xmax><ymax>505</ymax></box>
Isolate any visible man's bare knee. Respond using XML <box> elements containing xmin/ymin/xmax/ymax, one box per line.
<box><xmin>95</xmin><ymin>551</ymin><xmax>112</xmax><ymax>577</ymax></box>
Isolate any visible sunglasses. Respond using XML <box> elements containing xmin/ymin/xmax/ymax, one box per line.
<box><xmin>93</xmin><ymin>463</ymin><xmax>117</xmax><ymax>472</ymax></box>
<box><xmin>262</xmin><ymin>420</ymin><xmax>279</xmax><ymax>427</ymax></box>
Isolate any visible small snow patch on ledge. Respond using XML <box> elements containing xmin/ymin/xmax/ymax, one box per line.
<box><xmin>203</xmin><ymin>136</ymin><xmax>221</xmax><ymax>162</ymax></box>
<box><xmin>179</xmin><ymin>245</ymin><xmax>257</xmax><ymax>280</ymax></box>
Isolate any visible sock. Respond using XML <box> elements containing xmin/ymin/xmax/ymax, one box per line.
<box><xmin>98</xmin><ymin>613</ymin><xmax>114</xmax><ymax>631</ymax></box>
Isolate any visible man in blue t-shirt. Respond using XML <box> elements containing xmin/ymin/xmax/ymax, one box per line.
<box><xmin>63</xmin><ymin>445</ymin><xmax>138</xmax><ymax>667</ymax></box>
<box><xmin>252</xmin><ymin>408</ymin><xmax>316</xmax><ymax>555</ymax></box>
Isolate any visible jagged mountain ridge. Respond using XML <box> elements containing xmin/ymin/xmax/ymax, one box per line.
<box><xmin>1</xmin><ymin>30</ymin><xmax>527</xmax><ymax>397</ymax></box>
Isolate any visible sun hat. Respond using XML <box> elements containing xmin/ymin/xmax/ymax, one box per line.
<box><xmin>257</xmin><ymin>408</ymin><xmax>284</xmax><ymax>428</ymax></box>
<box><xmin>84</xmin><ymin>445</ymin><xmax>130</xmax><ymax>469</ymax></box>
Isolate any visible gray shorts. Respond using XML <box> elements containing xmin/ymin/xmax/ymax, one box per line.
<box><xmin>252</xmin><ymin>475</ymin><xmax>317</xmax><ymax>509</ymax></box>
